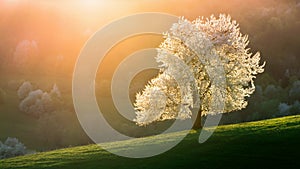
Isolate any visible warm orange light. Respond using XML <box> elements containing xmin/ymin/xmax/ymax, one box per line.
<box><xmin>78</xmin><ymin>0</ymin><xmax>104</xmax><ymax>9</ymax></box>
<box><xmin>2</xmin><ymin>0</ymin><xmax>19</xmax><ymax>7</ymax></box>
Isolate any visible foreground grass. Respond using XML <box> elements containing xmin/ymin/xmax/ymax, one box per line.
<box><xmin>1</xmin><ymin>115</ymin><xmax>300</xmax><ymax>169</ymax></box>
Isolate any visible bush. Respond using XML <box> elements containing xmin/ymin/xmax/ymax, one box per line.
<box><xmin>17</xmin><ymin>81</ymin><xmax>33</xmax><ymax>100</ymax></box>
<box><xmin>19</xmin><ymin>89</ymin><xmax>42</xmax><ymax>117</ymax></box>
<box><xmin>289</xmin><ymin>101</ymin><xmax>300</xmax><ymax>115</ymax></box>
<box><xmin>18</xmin><ymin>83</ymin><xmax>62</xmax><ymax>118</ymax></box>
<box><xmin>277</xmin><ymin>101</ymin><xmax>300</xmax><ymax>117</ymax></box>
<box><xmin>278</xmin><ymin>103</ymin><xmax>290</xmax><ymax>116</ymax></box>
<box><xmin>0</xmin><ymin>137</ymin><xmax>27</xmax><ymax>159</ymax></box>
<box><xmin>19</xmin><ymin>90</ymin><xmax>55</xmax><ymax>117</ymax></box>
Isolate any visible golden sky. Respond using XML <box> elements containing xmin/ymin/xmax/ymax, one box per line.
<box><xmin>0</xmin><ymin>0</ymin><xmax>278</xmax><ymax>75</ymax></box>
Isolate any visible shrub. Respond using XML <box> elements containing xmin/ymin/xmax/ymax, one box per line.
<box><xmin>0</xmin><ymin>137</ymin><xmax>27</xmax><ymax>159</ymax></box>
<box><xmin>277</xmin><ymin>101</ymin><xmax>300</xmax><ymax>117</ymax></box>
<box><xmin>19</xmin><ymin>89</ymin><xmax>43</xmax><ymax>117</ymax></box>
<box><xmin>19</xmin><ymin>90</ymin><xmax>56</xmax><ymax>118</ymax></box>
<box><xmin>18</xmin><ymin>83</ymin><xmax>62</xmax><ymax>118</ymax></box>
<box><xmin>289</xmin><ymin>101</ymin><xmax>300</xmax><ymax>115</ymax></box>
<box><xmin>278</xmin><ymin>103</ymin><xmax>290</xmax><ymax>116</ymax></box>
<box><xmin>17</xmin><ymin>81</ymin><xmax>33</xmax><ymax>100</ymax></box>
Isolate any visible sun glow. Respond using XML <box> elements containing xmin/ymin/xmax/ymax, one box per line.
<box><xmin>4</xmin><ymin>0</ymin><xmax>19</xmax><ymax>3</ymax></box>
<box><xmin>78</xmin><ymin>0</ymin><xmax>105</xmax><ymax>9</ymax></box>
<box><xmin>2</xmin><ymin>0</ymin><xmax>19</xmax><ymax>7</ymax></box>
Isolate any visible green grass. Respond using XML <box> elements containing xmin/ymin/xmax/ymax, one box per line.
<box><xmin>0</xmin><ymin>89</ymin><xmax>40</xmax><ymax>149</ymax></box>
<box><xmin>1</xmin><ymin>115</ymin><xmax>300</xmax><ymax>169</ymax></box>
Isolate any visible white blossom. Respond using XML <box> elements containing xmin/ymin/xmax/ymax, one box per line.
<box><xmin>134</xmin><ymin>14</ymin><xmax>265</xmax><ymax>126</ymax></box>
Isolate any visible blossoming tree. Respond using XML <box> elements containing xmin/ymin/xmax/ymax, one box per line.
<box><xmin>134</xmin><ymin>14</ymin><xmax>265</xmax><ymax>129</ymax></box>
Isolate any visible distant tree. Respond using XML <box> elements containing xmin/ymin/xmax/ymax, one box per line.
<box><xmin>134</xmin><ymin>14</ymin><xmax>265</xmax><ymax>129</ymax></box>
<box><xmin>18</xmin><ymin>82</ymin><xmax>62</xmax><ymax>118</ymax></box>
<box><xmin>19</xmin><ymin>89</ymin><xmax>48</xmax><ymax>117</ymax></box>
<box><xmin>12</xmin><ymin>40</ymin><xmax>38</xmax><ymax>71</ymax></box>
<box><xmin>278</xmin><ymin>101</ymin><xmax>300</xmax><ymax>117</ymax></box>
<box><xmin>17</xmin><ymin>81</ymin><xmax>33</xmax><ymax>100</ymax></box>
<box><xmin>278</xmin><ymin>103</ymin><xmax>290</xmax><ymax>116</ymax></box>
<box><xmin>289</xmin><ymin>101</ymin><xmax>300</xmax><ymax>115</ymax></box>
<box><xmin>0</xmin><ymin>137</ymin><xmax>28</xmax><ymax>159</ymax></box>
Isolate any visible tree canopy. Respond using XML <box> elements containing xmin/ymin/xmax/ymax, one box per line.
<box><xmin>134</xmin><ymin>14</ymin><xmax>265</xmax><ymax>126</ymax></box>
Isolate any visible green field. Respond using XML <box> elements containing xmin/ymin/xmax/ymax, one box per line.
<box><xmin>1</xmin><ymin>115</ymin><xmax>299</xmax><ymax>169</ymax></box>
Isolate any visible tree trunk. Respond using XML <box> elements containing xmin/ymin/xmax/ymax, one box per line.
<box><xmin>192</xmin><ymin>109</ymin><xmax>202</xmax><ymax>130</ymax></box>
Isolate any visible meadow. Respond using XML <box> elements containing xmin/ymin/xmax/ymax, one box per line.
<box><xmin>1</xmin><ymin>115</ymin><xmax>299</xmax><ymax>169</ymax></box>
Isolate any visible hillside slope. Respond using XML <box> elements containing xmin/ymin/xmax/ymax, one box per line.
<box><xmin>1</xmin><ymin>115</ymin><xmax>300</xmax><ymax>169</ymax></box>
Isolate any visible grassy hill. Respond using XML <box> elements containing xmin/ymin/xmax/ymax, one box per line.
<box><xmin>1</xmin><ymin>115</ymin><xmax>300</xmax><ymax>169</ymax></box>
